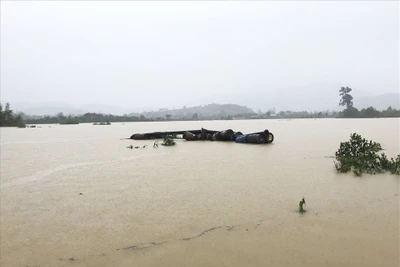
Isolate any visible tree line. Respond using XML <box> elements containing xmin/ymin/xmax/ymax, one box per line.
<box><xmin>23</xmin><ymin>112</ymin><xmax>150</xmax><ymax>124</ymax></box>
<box><xmin>338</xmin><ymin>87</ymin><xmax>400</xmax><ymax>118</ymax></box>
<box><xmin>1</xmin><ymin>89</ymin><xmax>399</xmax><ymax>127</ymax></box>
<box><xmin>136</xmin><ymin>103</ymin><xmax>255</xmax><ymax>119</ymax></box>
<box><xmin>22</xmin><ymin>112</ymin><xmax>240</xmax><ymax>124</ymax></box>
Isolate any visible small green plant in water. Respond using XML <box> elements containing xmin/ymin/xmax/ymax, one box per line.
<box><xmin>161</xmin><ymin>135</ymin><xmax>176</xmax><ymax>146</ymax></box>
<box><xmin>334</xmin><ymin>133</ymin><xmax>400</xmax><ymax>176</ymax></box>
<box><xmin>299</xmin><ymin>198</ymin><xmax>306</xmax><ymax>213</ymax></box>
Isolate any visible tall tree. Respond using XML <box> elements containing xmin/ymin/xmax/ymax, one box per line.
<box><xmin>4</xmin><ymin>103</ymin><xmax>15</xmax><ymax>124</ymax></box>
<box><xmin>0</xmin><ymin>103</ymin><xmax>4</xmax><ymax>126</ymax></box>
<box><xmin>0</xmin><ymin>103</ymin><xmax>25</xmax><ymax>127</ymax></box>
<box><xmin>339</xmin><ymin>86</ymin><xmax>354</xmax><ymax>108</ymax></box>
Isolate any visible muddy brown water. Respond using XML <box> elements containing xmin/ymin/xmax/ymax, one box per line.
<box><xmin>1</xmin><ymin>119</ymin><xmax>399</xmax><ymax>267</ymax></box>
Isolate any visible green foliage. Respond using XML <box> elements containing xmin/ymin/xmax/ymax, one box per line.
<box><xmin>0</xmin><ymin>103</ymin><xmax>26</xmax><ymax>127</ymax></box>
<box><xmin>334</xmin><ymin>133</ymin><xmax>400</xmax><ymax>176</ymax></box>
<box><xmin>161</xmin><ymin>135</ymin><xmax>176</xmax><ymax>146</ymax></box>
<box><xmin>299</xmin><ymin>198</ymin><xmax>306</xmax><ymax>213</ymax></box>
<box><xmin>388</xmin><ymin>155</ymin><xmax>400</xmax><ymax>175</ymax></box>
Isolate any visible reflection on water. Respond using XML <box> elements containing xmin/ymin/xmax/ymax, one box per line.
<box><xmin>1</xmin><ymin>119</ymin><xmax>399</xmax><ymax>267</ymax></box>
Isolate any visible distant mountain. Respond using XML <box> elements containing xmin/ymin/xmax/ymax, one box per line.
<box><xmin>4</xmin><ymin>101</ymin><xmax>255</xmax><ymax>118</ymax></box>
<box><xmin>7</xmin><ymin>102</ymin><xmax>86</xmax><ymax>116</ymax></box>
<box><xmin>354</xmin><ymin>93</ymin><xmax>399</xmax><ymax>110</ymax></box>
<box><xmin>132</xmin><ymin>104</ymin><xmax>255</xmax><ymax>119</ymax></box>
<box><xmin>194</xmin><ymin>91</ymin><xmax>399</xmax><ymax>112</ymax></box>
<box><xmin>184</xmin><ymin>88</ymin><xmax>342</xmax><ymax>112</ymax></box>
<box><xmin>3</xmin><ymin>92</ymin><xmax>398</xmax><ymax>116</ymax></box>
<box><xmin>4</xmin><ymin>102</ymin><xmax>149</xmax><ymax>116</ymax></box>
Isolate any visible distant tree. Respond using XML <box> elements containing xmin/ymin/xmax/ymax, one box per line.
<box><xmin>14</xmin><ymin>114</ymin><xmax>25</xmax><ymax>127</ymax></box>
<box><xmin>342</xmin><ymin>107</ymin><xmax>360</xmax><ymax>118</ymax></box>
<box><xmin>57</xmin><ymin>112</ymin><xmax>65</xmax><ymax>123</ymax></box>
<box><xmin>165</xmin><ymin>114</ymin><xmax>172</xmax><ymax>119</ymax></box>
<box><xmin>361</xmin><ymin>107</ymin><xmax>380</xmax><ymax>118</ymax></box>
<box><xmin>192</xmin><ymin>113</ymin><xmax>199</xmax><ymax>120</ymax></box>
<box><xmin>339</xmin><ymin>86</ymin><xmax>354</xmax><ymax>108</ymax></box>
<box><xmin>278</xmin><ymin>111</ymin><xmax>286</xmax><ymax>117</ymax></box>
<box><xmin>0</xmin><ymin>103</ymin><xmax>4</xmax><ymax>126</ymax></box>
<box><xmin>4</xmin><ymin>103</ymin><xmax>12</xmax><ymax>123</ymax></box>
<box><xmin>60</xmin><ymin>115</ymin><xmax>79</xmax><ymax>124</ymax></box>
<box><xmin>381</xmin><ymin>106</ymin><xmax>400</xmax><ymax>117</ymax></box>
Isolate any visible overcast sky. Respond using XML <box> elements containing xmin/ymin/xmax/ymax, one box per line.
<box><xmin>1</xmin><ymin>1</ymin><xmax>399</xmax><ymax>112</ymax></box>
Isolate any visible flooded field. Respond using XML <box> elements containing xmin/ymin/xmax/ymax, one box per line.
<box><xmin>1</xmin><ymin>119</ymin><xmax>399</xmax><ymax>267</ymax></box>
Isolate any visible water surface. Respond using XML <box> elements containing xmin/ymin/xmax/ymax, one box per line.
<box><xmin>1</xmin><ymin>119</ymin><xmax>399</xmax><ymax>267</ymax></box>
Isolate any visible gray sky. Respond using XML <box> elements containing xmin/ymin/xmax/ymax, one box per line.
<box><xmin>1</xmin><ymin>1</ymin><xmax>399</xmax><ymax>112</ymax></box>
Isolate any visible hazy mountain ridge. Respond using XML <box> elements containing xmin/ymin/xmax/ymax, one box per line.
<box><xmin>3</xmin><ymin>93</ymin><xmax>398</xmax><ymax>116</ymax></box>
<box><xmin>353</xmin><ymin>93</ymin><xmax>399</xmax><ymax>110</ymax></box>
<box><xmin>199</xmin><ymin>92</ymin><xmax>399</xmax><ymax>112</ymax></box>
<box><xmin>5</xmin><ymin>102</ymin><xmax>151</xmax><ymax>116</ymax></box>
<box><xmin>133</xmin><ymin>104</ymin><xmax>255</xmax><ymax>119</ymax></box>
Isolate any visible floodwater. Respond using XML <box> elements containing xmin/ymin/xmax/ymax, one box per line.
<box><xmin>0</xmin><ymin>119</ymin><xmax>399</xmax><ymax>267</ymax></box>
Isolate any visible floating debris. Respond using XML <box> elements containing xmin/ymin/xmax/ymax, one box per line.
<box><xmin>130</xmin><ymin>128</ymin><xmax>274</xmax><ymax>144</ymax></box>
<box><xmin>93</xmin><ymin>121</ymin><xmax>111</xmax><ymax>125</ymax></box>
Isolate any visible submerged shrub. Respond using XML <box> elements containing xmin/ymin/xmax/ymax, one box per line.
<box><xmin>298</xmin><ymin>198</ymin><xmax>306</xmax><ymax>213</ymax></box>
<box><xmin>161</xmin><ymin>135</ymin><xmax>176</xmax><ymax>146</ymax></box>
<box><xmin>334</xmin><ymin>133</ymin><xmax>399</xmax><ymax>176</ymax></box>
<box><xmin>389</xmin><ymin>155</ymin><xmax>400</xmax><ymax>175</ymax></box>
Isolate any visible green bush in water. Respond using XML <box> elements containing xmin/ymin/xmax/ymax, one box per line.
<box><xmin>334</xmin><ymin>133</ymin><xmax>400</xmax><ymax>176</ymax></box>
<box><xmin>161</xmin><ymin>135</ymin><xmax>176</xmax><ymax>146</ymax></box>
<box><xmin>299</xmin><ymin>198</ymin><xmax>306</xmax><ymax>213</ymax></box>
